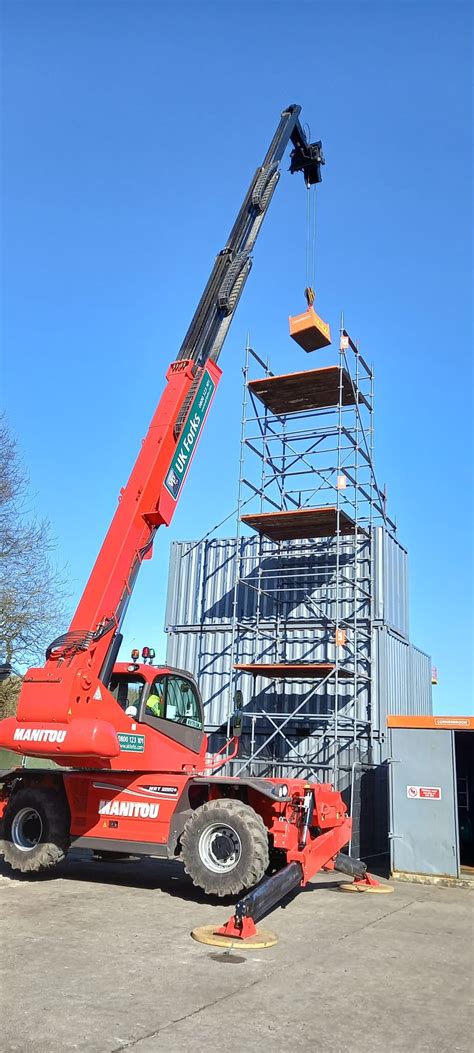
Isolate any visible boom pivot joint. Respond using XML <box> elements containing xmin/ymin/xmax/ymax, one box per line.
<box><xmin>290</xmin><ymin>136</ymin><xmax>325</xmax><ymax>186</ymax></box>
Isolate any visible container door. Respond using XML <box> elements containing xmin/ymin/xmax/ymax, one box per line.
<box><xmin>389</xmin><ymin>727</ymin><xmax>458</xmax><ymax>877</ymax></box>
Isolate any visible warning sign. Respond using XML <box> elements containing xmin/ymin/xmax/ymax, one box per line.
<box><xmin>407</xmin><ymin>785</ymin><xmax>442</xmax><ymax>800</ymax></box>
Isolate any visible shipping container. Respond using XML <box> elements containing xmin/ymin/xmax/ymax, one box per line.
<box><xmin>388</xmin><ymin>720</ymin><xmax>474</xmax><ymax>878</ymax></box>
<box><xmin>166</xmin><ymin>528</ymin><xmax>408</xmax><ymax>639</ymax></box>
<box><xmin>167</xmin><ymin>625</ymin><xmax>372</xmax><ymax>730</ymax></box>
<box><xmin>373</xmin><ymin>627</ymin><xmax>432</xmax><ymax>735</ymax></box>
<box><xmin>372</xmin><ymin>527</ymin><xmax>409</xmax><ymax>638</ymax></box>
<box><xmin>166</xmin><ymin>623</ymin><xmax>431</xmax><ymax>734</ymax></box>
<box><xmin>165</xmin><ymin>530</ymin><xmax>430</xmax><ymax>782</ymax></box>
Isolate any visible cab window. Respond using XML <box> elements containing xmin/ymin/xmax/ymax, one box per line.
<box><xmin>164</xmin><ymin>676</ymin><xmax>202</xmax><ymax>730</ymax></box>
<box><xmin>109</xmin><ymin>674</ymin><xmax>145</xmax><ymax>714</ymax></box>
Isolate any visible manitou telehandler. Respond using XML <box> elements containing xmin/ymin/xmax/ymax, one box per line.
<box><xmin>0</xmin><ymin>105</ymin><xmax>364</xmax><ymax>924</ymax></box>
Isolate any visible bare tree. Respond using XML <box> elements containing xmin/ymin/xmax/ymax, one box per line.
<box><xmin>0</xmin><ymin>674</ymin><xmax>22</xmax><ymax>720</ymax></box>
<box><xmin>0</xmin><ymin>415</ymin><xmax>68</xmax><ymax>679</ymax></box>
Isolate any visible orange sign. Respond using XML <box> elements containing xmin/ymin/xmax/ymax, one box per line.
<box><xmin>388</xmin><ymin>715</ymin><xmax>474</xmax><ymax>730</ymax></box>
<box><xmin>335</xmin><ymin>628</ymin><xmax>346</xmax><ymax>647</ymax></box>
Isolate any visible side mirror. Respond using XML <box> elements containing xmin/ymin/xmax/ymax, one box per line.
<box><xmin>231</xmin><ymin>690</ymin><xmax>244</xmax><ymax>738</ymax></box>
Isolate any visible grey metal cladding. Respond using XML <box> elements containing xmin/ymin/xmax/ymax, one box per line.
<box><xmin>167</xmin><ymin>528</ymin><xmax>408</xmax><ymax>638</ymax></box>
<box><xmin>165</xmin><ymin>531</ymin><xmax>430</xmax><ymax>737</ymax></box>
<box><xmin>372</xmin><ymin>527</ymin><xmax>409</xmax><ymax>639</ymax></box>
<box><xmin>166</xmin><ymin>624</ymin><xmax>431</xmax><ymax>734</ymax></box>
<box><xmin>373</xmin><ymin>627</ymin><xmax>432</xmax><ymax>736</ymax></box>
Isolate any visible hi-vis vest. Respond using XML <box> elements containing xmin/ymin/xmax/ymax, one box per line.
<box><xmin>146</xmin><ymin>693</ymin><xmax>164</xmax><ymax>717</ymax></box>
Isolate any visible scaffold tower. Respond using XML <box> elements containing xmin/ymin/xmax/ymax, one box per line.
<box><xmin>229</xmin><ymin>325</ymin><xmax>397</xmax><ymax>785</ymax></box>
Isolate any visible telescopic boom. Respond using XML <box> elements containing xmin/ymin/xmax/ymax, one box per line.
<box><xmin>20</xmin><ymin>105</ymin><xmax>325</xmax><ymax>708</ymax></box>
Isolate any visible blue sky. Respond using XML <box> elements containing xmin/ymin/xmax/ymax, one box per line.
<box><xmin>1</xmin><ymin>0</ymin><xmax>472</xmax><ymax>713</ymax></box>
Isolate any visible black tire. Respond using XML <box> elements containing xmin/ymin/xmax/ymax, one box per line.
<box><xmin>2</xmin><ymin>786</ymin><xmax>70</xmax><ymax>874</ymax></box>
<box><xmin>180</xmin><ymin>798</ymin><xmax>269</xmax><ymax>897</ymax></box>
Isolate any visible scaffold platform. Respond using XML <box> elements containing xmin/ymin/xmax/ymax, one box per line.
<box><xmin>241</xmin><ymin>506</ymin><xmax>357</xmax><ymax>541</ymax></box>
<box><xmin>248</xmin><ymin>365</ymin><xmax>370</xmax><ymax>414</ymax></box>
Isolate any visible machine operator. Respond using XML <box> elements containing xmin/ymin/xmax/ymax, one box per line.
<box><xmin>145</xmin><ymin>679</ymin><xmax>165</xmax><ymax>719</ymax></box>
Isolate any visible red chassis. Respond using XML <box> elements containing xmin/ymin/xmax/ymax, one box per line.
<box><xmin>0</xmin><ymin>657</ymin><xmax>351</xmax><ymax>894</ymax></box>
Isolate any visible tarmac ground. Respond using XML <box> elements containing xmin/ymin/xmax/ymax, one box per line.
<box><xmin>1</xmin><ymin>850</ymin><xmax>473</xmax><ymax>1053</ymax></box>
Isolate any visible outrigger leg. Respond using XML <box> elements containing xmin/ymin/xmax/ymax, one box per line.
<box><xmin>214</xmin><ymin>821</ymin><xmax>355</xmax><ymax>942</ymax></box>
<box><xmin>216</xmin><ymin>861</ymin><xmax>303</xmax><ymax>940</ymax></box>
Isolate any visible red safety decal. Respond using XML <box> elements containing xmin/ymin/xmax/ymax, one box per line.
<box><xmin>407</xmin><ymin>785</ymin><xmax>442</xmax><ymax>800</ymax></box>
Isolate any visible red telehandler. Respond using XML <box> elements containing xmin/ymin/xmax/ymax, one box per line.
<box><xmin>0</xmin><ymin>105</ymin><xmax>367</xmax><ymax>932</ymax></box>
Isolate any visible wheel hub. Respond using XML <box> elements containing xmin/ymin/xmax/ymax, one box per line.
<box><xmin>199</xmin><ymin>823</ymin><xmax>242</xmax><ymax>873</ymax></box>
<box><xmin>11</xmin><ymin>807</ymin><xmax>43</xmax><ymax>851</ymax></box>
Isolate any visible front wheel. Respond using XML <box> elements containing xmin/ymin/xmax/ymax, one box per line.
<box><xmin>2</xmin><ymin>786</ymin><xmax>70</xmax><ymax>874</ymax></box>
<box><xmin>180</xmin><ymin>798</ymin><xmax>269</xmax><ymax>897</ymax></box>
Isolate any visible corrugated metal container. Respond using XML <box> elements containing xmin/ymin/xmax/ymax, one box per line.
<box><xmin>166</xmin><ymin>534</ymin><xmax>373</xmax><ymax>628</ymax></box>
<box><xmin>389</xmin><ymin>726</ymin><xmax>460</xmax><ymax>877</ymax></box>
<box><xmin>166</xmin><ymin>528</ymin><xmax>408</xmax><ymax>638</ymax></box>
<box><xmin>410</xmin><ymin>643</ymin><xmax>433</xmax><ymax>716</ymax></box>
<box><xmin>165</xmin><ymin>530</ymin><xmax>429</xmax><ymax>781</ymax></box>
<box><xmin>167</xmin><ymin>623</ymin><xmax>431</xmax><ymax>734</ymax></box>
<box><xmin>166</xmin><ymin>630</ymin><xmax>235</xmax><ymax>730</ymax></box>
<box><xmin>373</xmin><ymin>527</ymin><xmax>409</xmax><ymax>638</ymax></box>
<box><xmin>167</xmin><ymin>625</ymin><xmax>371</xmax><ymax>730</ymax></box>
<box><xmin>373</xmin><ymin>627</ymin><xmax>432</xmax><ymax>735</ymax></box>
<box><xmin>223</xmin><ymin>730</ymin><xmax>373</xmax><ymax>784</ymax></box>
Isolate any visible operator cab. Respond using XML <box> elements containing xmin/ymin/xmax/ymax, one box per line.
<box><xmin>109</xmin><ymin>662</ymin><xmax>204</xmax><ymax>753</ymax></box>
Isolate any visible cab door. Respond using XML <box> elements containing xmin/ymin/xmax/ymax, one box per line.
<box><xmin>140</xmin><ymin>673</ymin><xmax>205</xmax><ymax>754</ymax></box>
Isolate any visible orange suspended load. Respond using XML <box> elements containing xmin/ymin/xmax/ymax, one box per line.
<box><xmin>289</xmin><ymin>304</ymin><xmax>331</xmax><ymax>352</ymax></box>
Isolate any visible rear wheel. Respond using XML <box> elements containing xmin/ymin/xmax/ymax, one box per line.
<box><xmin>2</xmin><ymin>786</ymin><xmax>70</xmax><ymax>874</ymax></box>
<box><xmin>180</xmin><ymin>799</ymin><xmax>269</xmax><ymax>897</ymax></box>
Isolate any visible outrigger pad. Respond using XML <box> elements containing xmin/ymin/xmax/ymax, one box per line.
<box><xmin>338</xmin><ymin>882</ymin><xmax>394</xmax><ymax>894</ymax></box>
<box><xmin>289</xmin><ymin>305</ymin><xmax>331</xmax><ymax>352</ymax></box>
<box><xmin>191</xmin><ymin>924</ymin><xmax>278</xmax><ymax>949</ymax></box>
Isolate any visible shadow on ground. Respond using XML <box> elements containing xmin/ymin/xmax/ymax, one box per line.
<box><xmin>0</xmin><ymin>848</ymin><xmax>345</xmax><ymax>914</ymax></box>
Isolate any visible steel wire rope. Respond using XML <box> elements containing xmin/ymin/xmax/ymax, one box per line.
<box><xmin>304</xmin><ymin>182</ymin><xmax>318</xmax><ymax>303</ymax></box>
